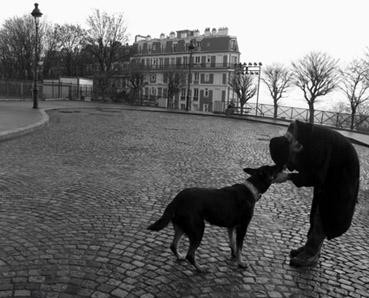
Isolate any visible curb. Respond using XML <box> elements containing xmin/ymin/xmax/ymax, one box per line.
<box><xmin>0</xmin><ymin>104</ymin><xmax>368</xmax><ymax>148</ymax></box>
<box><xmin>0</xmin><ymin>109</ymin><xmax>49</xmax><ymax>142</ymax></box>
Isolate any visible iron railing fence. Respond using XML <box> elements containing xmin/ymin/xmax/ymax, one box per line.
<box><xmin>0</xmin><ymin>80</ymin><xmax>93</xmax><ymax>101</ymax></box>
<box><xmin>0</xmin><ymin>80</ymin><xmax>34</xmax><ymax>99</ymax></box>
<box><xmin>238</xmin><ymin>103</ymin><xmax>369</xmax><ymax>133</ymax></box>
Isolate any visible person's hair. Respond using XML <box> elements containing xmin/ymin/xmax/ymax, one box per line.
<box><xmin>269</xmin><ymin>136</ymin><xmax>290</xmax><ymax>167</ymax></box>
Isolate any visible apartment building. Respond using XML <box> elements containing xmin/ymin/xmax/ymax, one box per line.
<box><xmin>130</xmin><ymin>27</ymin><xmax>240</xmax><ymax>112</ymax></box>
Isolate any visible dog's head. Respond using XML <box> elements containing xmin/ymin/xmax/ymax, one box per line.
<box><xmin>243</xmin><ymin>165</ymin><xmax>282</xmax><ymax>194</ymax></box>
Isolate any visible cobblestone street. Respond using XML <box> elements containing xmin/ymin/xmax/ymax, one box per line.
<box><xmin>0</xmin><ymin>107</ymin><xmax>368</xmax><ymax>297</ymax></box>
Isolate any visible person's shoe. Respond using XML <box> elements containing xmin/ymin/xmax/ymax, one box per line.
<box><xmin>289</xmin><ymin>246</ymin><xmax>305</xmax><ymax>258</ymax></box>
<box><xmin>289</xmin><ymin>251</ymin><xmax>320</xmax><ymax>267</ymax></box>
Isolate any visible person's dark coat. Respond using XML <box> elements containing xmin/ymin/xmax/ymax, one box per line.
<box><xmin>274</xmin><ymin>120</ymin><xmax>360</xmax><ymax>240</ymax></box>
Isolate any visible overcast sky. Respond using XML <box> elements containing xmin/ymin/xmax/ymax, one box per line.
<box><xmin>3</xmin><ymin>0</ymin><xmax>369</xmax><ymax>109</ymax></box>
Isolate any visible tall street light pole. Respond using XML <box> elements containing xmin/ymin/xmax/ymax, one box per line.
<box><xmin>31</xmin><ymin>3</ymin><xmax>42</xmax><ymax>109</ymax></box>
<box><xmin>245</xmin><ymin>62</ymin><xmax>262</xmax><ymax>116</ymax></box>
<box><xmin>186</xmin><ymin>40</ymin><xmax>195</xmax><ymax>111</ymax></box>
<box><xmin>255</xmin><ymin>62</ymin><xmax>262</xmax><ymax>116</ymax></box>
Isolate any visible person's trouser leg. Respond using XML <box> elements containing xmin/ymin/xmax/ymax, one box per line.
<box><xmin>290</xmin><ymin>206</ymin><xmax>325</xmax><ymax>267</ymax></box>
<box><xmin>290</xmin><ymin>195</ymin><xmax>318</xmax><ymax>258</ymax></box>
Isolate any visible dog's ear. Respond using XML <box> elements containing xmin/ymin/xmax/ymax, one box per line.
<box><xmin>243</xmin><ymin>167</ymin><xmax>257</xmax><ymax>176</ymax></box>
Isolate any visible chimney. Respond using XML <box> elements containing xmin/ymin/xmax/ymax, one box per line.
<box><xmin>218</xmin><ymin>27</ymin><xmax>229</xmax><ymax>36</ymax></box>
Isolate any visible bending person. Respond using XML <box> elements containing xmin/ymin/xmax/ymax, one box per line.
<box><xmin>269</xmin><ymin>120</ymin><xmax>360</xmax><ymax>267</ymax></box>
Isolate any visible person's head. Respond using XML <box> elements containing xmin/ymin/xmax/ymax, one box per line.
<box><xmin>269</xmin><ymin>122</ymin><xmax>304</xmax><ymax>170</ymax></box>
<box><xmin>269</xmin><ymin>136</ymin><xmax>290</xmax><ymax>168</ymax></box>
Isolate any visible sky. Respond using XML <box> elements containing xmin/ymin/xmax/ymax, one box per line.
<box><xmin>3</xmin><ymin>0</ymin><xmax>369</xmax><ymax>110</ymax></box>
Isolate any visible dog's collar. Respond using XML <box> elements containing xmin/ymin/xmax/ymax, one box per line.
<box><xmin>243</xmin><ymin>180</ymin><xmax>261</xmax><ymax>202</ymax></box>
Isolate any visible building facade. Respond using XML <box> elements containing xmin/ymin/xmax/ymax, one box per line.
<box><xmin>130</xmin><ymin>27</ymin><xmax>240</xmax><ymax>112</ymax></box>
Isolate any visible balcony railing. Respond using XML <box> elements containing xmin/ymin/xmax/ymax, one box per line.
<box><xmin>126</xmin><ymin>62</ymin><xmax>239</xmax><ymax>72</ymax></box>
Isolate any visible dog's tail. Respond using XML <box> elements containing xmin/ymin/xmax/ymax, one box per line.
<box><xmin>147</xmin><ymin>202</ymin><xmax>175</xmax><ymax>231</ymax></box>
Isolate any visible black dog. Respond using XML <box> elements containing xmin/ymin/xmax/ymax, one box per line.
<box><xmin>147</xmin><ymin>165</ymin><xmax>281</xmax><ymax>272</ymax></box>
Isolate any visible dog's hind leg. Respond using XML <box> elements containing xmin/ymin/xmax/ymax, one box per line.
<box><xmin>235</xmin><ymin>225</ymin><xmax>248</xmax><ymax>269</ymax></box>
<box><xmin>186</xmin><ymin>221</ymin><xmax>206</xmax><ymax>273</ymax></box>
<box><xmin>170</xmin><ymin>223</ymin><xmax>185</xmax><ymax>261</ymax></box>
<box><xmin>227</xmin><ymin>227</ymin><xmax>237</xmax><ymax>259</ymax></box>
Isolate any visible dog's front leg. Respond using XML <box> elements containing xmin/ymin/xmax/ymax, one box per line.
<box><xmin>235</xmin><ymin>225</ymin><xmax>248</xmax><ymax>269</ymax></box>
<box><xmin>227</xmin><ymin>227</ymin><xmax>237</xmax><ymax>259</ymax></box>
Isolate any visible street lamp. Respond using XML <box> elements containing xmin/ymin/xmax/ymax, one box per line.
<box><xmin>245</xmin><ymin>62</ymin><xmax>262</xmax><ymax>116</ymax></box>
<box><xmin>31</xmin><ymin>3</ymin><xmax>42</xmax><ymax>109</ymax></box>
<box><xmin>186</xmin><ymin>40</ymin><xmax>195</xmax><ymax>111</ymax></box>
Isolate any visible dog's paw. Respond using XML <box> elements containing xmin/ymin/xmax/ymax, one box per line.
<box><xmin>195</xmin><ymin>266</ymin><xmax>209</xmax><ymax>273</ymax></box>
<box><xmin>176</xmin><ymin>254</ymin><xmax>186</xmax><ymax>262</ymax></box>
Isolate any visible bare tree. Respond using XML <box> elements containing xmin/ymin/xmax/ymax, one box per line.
<box><xmin>229</xmin><ymin>72</ymin><xmax>256</xmax><ymax>115</ymax></box>
<box><xmin>166</xmin><ymin>71</ymin><xmax>186</xmax><ymax>109</ymax></box>
<box><xmin>85</xmin><ymin>9</ymin><xmax>129</xmax><ymax>99</ymax></box>
<box><xmin>0</xmin><ymin>16</ymin><xmax>36</xmax><ymax>80</ymax></box>
<box><xmin>41</xmin><ymin>23</ymin><xmax>60</xmax><ymax>78</ymax></box>
<box><xmin>292</xmin><ymin>52</ymin><xmax>340</xmax><ymax>123</ymax></box>
<box><xmin>126</xmin><ymin>63</ymin><xmax>147</xmax><ymax>104</ymax></box>
<box><xmin>53</xmin><ymin>24</ymin><xmax>87</xmax><ymax>76</ymax></box>
<box><xmin>339</xmin><ymin>59</ymin><xmax>369</xmax><ymax>129</ymax></box>
<box><xmin>262</xmin><ymin>64</ymin><xmax>292</xmax><ymax>118</ymax></box>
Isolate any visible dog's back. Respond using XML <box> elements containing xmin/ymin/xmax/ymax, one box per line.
<box><xmin>174</xmin><ymin>184</ymin><xmax>255</xmax><ymax>227</ymax></box>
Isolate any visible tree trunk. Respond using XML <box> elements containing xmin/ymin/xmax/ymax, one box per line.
<box><xmin>308</xmin><ymin>102</ymin><xmax>315</xmax><ymax>124</ymax></box>
<box><xmin>240</xmin><ymin>104</ymin><xmax>244</xmax><ymax>115</ymax></box>
<box><xmin>273</xmin><ymin>100</ymin><xmax>278</xmax><ymax>119</ymax></box>
<box><xmin>350</xmin><ymin>109</ymin><xmax>356</xmax><ymax>130</ymax></box>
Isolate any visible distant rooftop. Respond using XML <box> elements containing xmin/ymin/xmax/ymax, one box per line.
<box><xmin>134</xmin><ymin>27</ymin><xmax>230</xmax><ymax>43</ymax></box>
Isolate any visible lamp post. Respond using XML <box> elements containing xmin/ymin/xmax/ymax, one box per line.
<box><xmin>245</xmin><ymin>62</ymin><xmax>262</xmax><ymax>116</ymax></box>
<box><xmin>31</xmin><ymin>3</ymin><xmax>42</xmax><ymax>109</ymax></box>
<box><xmin>186</xmin><ymin>40</ymin><xmax>195</xmax><ymax>111</ymax></box>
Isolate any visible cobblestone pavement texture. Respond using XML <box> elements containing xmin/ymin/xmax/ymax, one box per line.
<box><xmin>0</xmin><ymin>107</ymin><xmax>368</xmax><ymax>298</ymax></box>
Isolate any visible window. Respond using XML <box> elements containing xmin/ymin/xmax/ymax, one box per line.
<box><xmin>195</xmin><ymin>56</ymin><xmax>200</xmax><ymax>64</ymax></box>
<box><xmin>207</xmin><ymin>56</ymin><xmax>211</xmax><ymax>63</ymax></box>
<box><xmin>150</xmin><ymin>74</ymin><xmax>156</xmax><ymax>83</ymax></box>
<box><xmin>230</xmin><ymin>40</ymin><xmax>236</xmax><ymax>50</ymax></box>
<box><xmin>205</xmin><ymin>88</ymin><xmax>209</xmax><ymax>97</ymax></box>
<box><xmin>222</xmin><ymin>73</ymin><xmax>227</xmax><ymax>84</ymax></box>
<box><xmin>193</xmin><ymin>88</ymin><xmax>199</xmax><ymax>101</ymax></box>
<box><xmin>181</xmin><ymin>88</ymin><xmax>186</xmax><ymax>97</ymax></box>
<box><xmin>194</xmin><ymin>72</ymin><xmax>199</xmax><ymax>82</ymax></box>
<box><xmin>205</xmin><ymin>73</ymin><xmax>209</xmax><ymax>82</ymax></box>
<box><xmin>171</xmin><ymin>58</ymin><xmax>175</xmax><ymax>65</ymax></box>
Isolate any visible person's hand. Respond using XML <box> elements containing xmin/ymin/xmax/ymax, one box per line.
<box><xmin>273</xmin><ymin>172</ymin><xmax>290</xmax><ymax>184</ymax></box>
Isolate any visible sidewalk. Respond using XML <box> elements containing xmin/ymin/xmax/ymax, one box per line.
<box><xmin>1</xmin><ymin>100</ymin><xmax>369</xmax><ymax>147</ymax></box>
